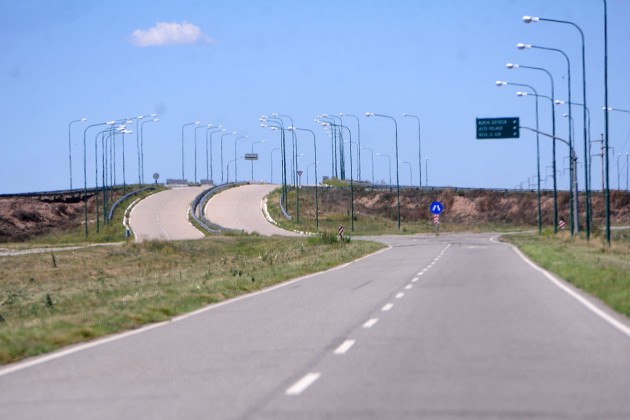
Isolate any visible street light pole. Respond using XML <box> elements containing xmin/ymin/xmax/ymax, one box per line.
<box><xmin>367</xmin><ymin>112</ymin><xmax>400</xmax><ymax>229</ymax></box>
<box><xmin>507</xmin><ymin>62</ymin><xmax>558</xmax><ymax>233</ymax></box>
<box><xmin>250</xmin><ymin>139</ymin><xmax>266</xmax><ymax>180</ymax></box>
<box><xmin>400</xmin><ymin>160</ymin><xmax>412</xmax><ymax>185</ymax></box>
<box><xmin>289</xmin><ymin>127</ymin><xmax>319</xmax><ymax>229</ymax></box>
<box><xmin>376</xmin><ymin>153</ymin><xmax>392</xmax><ymax>185</ymax></box>
<box><xmin>181</xmin><ymin>121</ymin><xmax>200</xmax><ymax>180</ymax></box>
<box><xmin>83</xmin><ymin>121</ymin><xmax>115</xmax><ymax>238</ymax></box>
<box><xmin>402</xmin><ymin>113</ymin><xmax>422</xmax><ymax>187</ymax></box>
<box><xmin>603</xmin><ymin>0</ymin><xmax>611</xmax><ymax>244</ymax></box>
<box><xmin>517</xmin><ymin>43</ymin><xmax>578</xmax><ymax>234</ymax></box>
<box><xmin>140</xmin><ymin>118</ymin><xmax>159</xmax><ymax>185</ymax></box>
<box><xmin>524</xmin><ymin>15</ymin><xmax>591</xmax><ymax>239</ymax></box>
<box><xmin>340</xmin><ymin>113</ymin><xmax>361</xmax><ymax>181</ymax></box>
<box><xmin>233</xmin><ymin>135</ymin><xmax>249</xmax><ymax>183</ymax></box>
<box><xmin>220</xmin><ymin>131</ymin><xmax>237</xmax><ymax>184</ymax></box>
<box><xmin>361</xmin><ymin>146</ymin><xmax>375</xmax><ymax>184</ymax></box>
<box><xmin>206</xmin><ymin>127</ymin><xmax>224</xmax><ymax>182</ymax></box>
<box><xmin>68</xmin><ymin>118</ymin><xmax>87</xmax><ymax>190</ymax></box>
<box><xmin>497</xmin><ymin>80</ymin><xmax>542</xmax><ymax>234</ymax></box>
<box><xmin>195</xmin><ymin>124</ymin><xmax>210</xmax><ymax>183</ymax></box>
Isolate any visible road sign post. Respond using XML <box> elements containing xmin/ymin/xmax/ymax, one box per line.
<box><xmin>430</xmin><ymin>201</ymin><xmax>443</xmax><ymax>236</ymax></box>
<box><xmin>476</xmin><ymin>117</ymin><xmax>520</xmax><ymax>139</ymax></box>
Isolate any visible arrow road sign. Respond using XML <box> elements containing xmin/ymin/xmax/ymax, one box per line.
<box><xmin>430</xmin><ymin>201</ymin><xmax>444</xmax><ymax>215</ymax></box>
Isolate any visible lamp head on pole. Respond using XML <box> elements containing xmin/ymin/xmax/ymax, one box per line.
<box><xmin>516</xmin><ymin>92</ymin><xmax>528</xmax><ymax>97</ymax></box>
<box><xmin>506</xmin><ymin>63</ymin><xmax>519</xmax><ymax>69</ymax></box>
<box><xmin>365</xmin><ymin>112</ymin><xmax>374</xmax><ymax>117</ymax></box>
<box><xmin>522</xmin><ymin>16</ymin><xmax>540</xmax><ymax>23</ymax></box>
<box><xmin>517</xmin><ymin>43</ymin><xmax>532</xmax><ymax>50</ymax></box>
<box><xmin>496</xmin><ymin>80</ymin><xmax>507</xmax><ymax>87</ymax></box>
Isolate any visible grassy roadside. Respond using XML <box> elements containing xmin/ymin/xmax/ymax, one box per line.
<box><xmin>0</xmin><ymin>235</ymin><xmax>383</xmax><ymax>365</ymax></box>
<box><xmin>503</xmin><ymin>230</ymin><xmax>630</xmax><ymax>319</ymax></box>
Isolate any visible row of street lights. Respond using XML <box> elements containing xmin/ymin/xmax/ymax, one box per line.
<box><xmin>259</xmin><ymin>111</ymin><xmax>426</xmax><ymax>232</ymax></box>
<box><xmin>69</xmin><ymin>115</ymin><xmax>158</xmax><ymax>191</ymax></box>
<box><xmin>496</xmin><ymin>5</ymin><xmax>620</xmax><ymax>244</ymax></box>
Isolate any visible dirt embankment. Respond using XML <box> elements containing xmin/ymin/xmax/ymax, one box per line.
<box><xmin>0</xmin><ymin>192</ymin><xmax>101</xmax><ymax>242</ymax></box>
<box><xmin>319</xmin><ymin>186</ymin><xmax>630</xmax><ymax>228</ymax></box>
<box><xmin>1</xmin><ymin>187</ymin><xmax>629</xmax><ymax>242</ymax></box>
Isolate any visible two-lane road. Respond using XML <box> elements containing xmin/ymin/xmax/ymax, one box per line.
<box><xmin>1</xmin><ymin>233</ymin><xmax>630</xmax><ymax>419</ymax></box>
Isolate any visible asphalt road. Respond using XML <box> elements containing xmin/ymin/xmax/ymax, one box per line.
<box><xmin>204</xmin><ymin>184</ymin><xmax>300</xmax><ymax>236</ymax></box>
<box><xmin>129</xmin><ymin>186</ymin><xmax>206</xmax><ymax>242</ymax></box>
<box><xmin>1</xmin><ymin>233</ymin><xmax>630</xmax><ymax>419</ymax></box>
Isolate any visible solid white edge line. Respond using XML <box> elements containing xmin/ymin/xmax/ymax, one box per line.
<box><xmin>0</xmin><ymin>244</ymin><xmax>393</xmax><ymax>378</ymax></box>
<box><xmin>286</xmin><ymin>372</ymin><xmax>321</xmax><ymax>396</ymax></box>
<box><xmin>334</xmin><ymin>339</ymin><xmax>356</xmax><ymax>355</ymax></box>
<box><xmin>511</xmin><ymin>245</ymin><xmax>630</xmax><ymax>339</ymax></box>
<box><xmin>363</xmin><ymin>318</ymin><xmax>379</xmax><ymax>328</ymax></box>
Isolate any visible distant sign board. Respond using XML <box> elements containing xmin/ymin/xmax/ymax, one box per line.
<box><xmin>244</xmin><ymin>153</ymin><xmax>258</xmax><ymax>161</ymax></box>
<box><xmin>476</xmin><ymin>117</ymin><xmax>519</xmax><ymax>139</ymax></box>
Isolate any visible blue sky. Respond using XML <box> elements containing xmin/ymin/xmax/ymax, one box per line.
<box><xmin>1</xmin><ymin>0</ymin><xmax>629</xmax><ymax>194</ymax></box>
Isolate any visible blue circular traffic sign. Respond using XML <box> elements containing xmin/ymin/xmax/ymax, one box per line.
<box><xmin>430</xmin><ymin>201</ymin><xmax>444</xmax><ymax>215</ymax></box>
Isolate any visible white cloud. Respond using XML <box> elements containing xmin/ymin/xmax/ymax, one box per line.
<box><xmin>129</xmin><ymin>21</ymin><xmax>216</xmax><ymax>47</ymax></box>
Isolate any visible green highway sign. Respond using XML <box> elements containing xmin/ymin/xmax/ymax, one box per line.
<box><xmin>476</xmin><ymin>117</ymin><xmax>519</xmax><ymax>139</ymax></box>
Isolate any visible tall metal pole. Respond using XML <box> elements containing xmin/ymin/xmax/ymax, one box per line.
<box><xmin>220</xmin><ymin>131</ymin><xmax>236</xmax><ymax>184</ymax></box>
<box><xmin>367</xmin><ymin>113</ymin><xmax>400</xmax><ymax>229</ymax></box>
<box><xmin>518</xmin><ymin>43</ymin><xmax>578</xmax><ymax>234</ymax></box>
<box><xmin>291</xmin><ymin>127</ymin><xmax>319</xmax><ymax>229</ymax></box>
<box><xmin>68</xmin><ymin>118</ymin><xmax>86</xmax><ymax>190</ymax></box>
<box><xmin>194</xmin><ymin>124</ymin><xmax>209</xmax><ymax>183</ymax></box>
<box><xmin>504</xmin><ymin>82</ymin><xmax>542</xmax><ymax>234</ymax></box>
<box><xmin>181</xmin><ymin>122</ymin><xmax>199</xmax><ymax>180</ymax></box>
<box><xmin>524</xmin><ymin>15</ymin><xmax>591</xmax><ymax>239</ymax></box>
<box><xmin>362</xmin><ymin>147</ymin><xmax>375</xmax><ymax>184</ymax></box>
<box><xmin>340</xmin><ymin>114</ymin><xmax>361</xmax><ymax>181</ymax></box>
<box><xmin>402</xmin><ymin>114</ymin><xmax>422</xmax><ymax>187</ymax></box>
<box><xmin>603</xmin><ymin>0</ymin><xmax>611</xmax><ymax>244</ymax></box>
<box><xmin>207</xmin><ymin>128</ymin><xmax>224</xmax><ymax>183</ymax></box>
<box><xmin>140</xmin><ymin>118</ymin><xmax>158</xmax><ymax>185</ymax></box>
<box><xmin>507</xmin><ymin>63</ymin><xmax>558</xmax><ymax>233</ymax></box>
<box><xmin>83</xmin><ymin>121</ymin><xmax>113</xmax><ymax>238</ymax></box>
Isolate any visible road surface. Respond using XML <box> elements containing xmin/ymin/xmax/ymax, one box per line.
<box><xmin>1</xmin><ymin>233</ymin><xmax>630</xmax><ymax>419</ymax></box>
<box><xmin>205</xmin><ymin>184</ymin><xmax>300</xmax><ymax>236</ymax></box>
<box><xmin>129</xmin><ymin>186</ymin><xmax>205</xmax><ymax>242</ymax></box>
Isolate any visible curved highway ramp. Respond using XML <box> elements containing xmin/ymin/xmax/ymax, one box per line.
<box><xmin>129</xmin><ymin>186</ymin><xmax>206</xmax><ymax>242</ymax></box>
<box><xmin>204</xmin><ymin>184</ymin><xmax>300</xmax><ymax>236</ymax></box>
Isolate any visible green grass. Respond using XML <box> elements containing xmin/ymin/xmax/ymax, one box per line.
<box><xmin>503</xmin><ymin>230</ymin><xmax>630</xmax><ymax>318</ymax></box>
<box><xmin>0</xmin><ymin>236</ymin><xmax>383</xmax><ymax>364</ymax></box>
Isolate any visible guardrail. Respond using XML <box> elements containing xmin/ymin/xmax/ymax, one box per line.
<box><xmin>190</xmin><ymin>182</ymin><xmax>249</xmax><ymax>234</ymax></box>
<box><xmin>107</xmin><ymin>187</ymin><xmax>156</xmax><ymax>222</ymax></box>
<box><xmin>279</xmin><ymin>191</ymin><xmax>292</xmax><ymax>220</ymax></box>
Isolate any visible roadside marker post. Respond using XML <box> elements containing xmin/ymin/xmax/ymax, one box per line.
<box><xmin>430</xmin><ymin>201</ymin><xmax>443</xmax><ymax>236</ymax></box>
<box><xmin>338</xmin><ymin>225</ymin><xmax>344</xmax><ymax>240</ymax></box>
